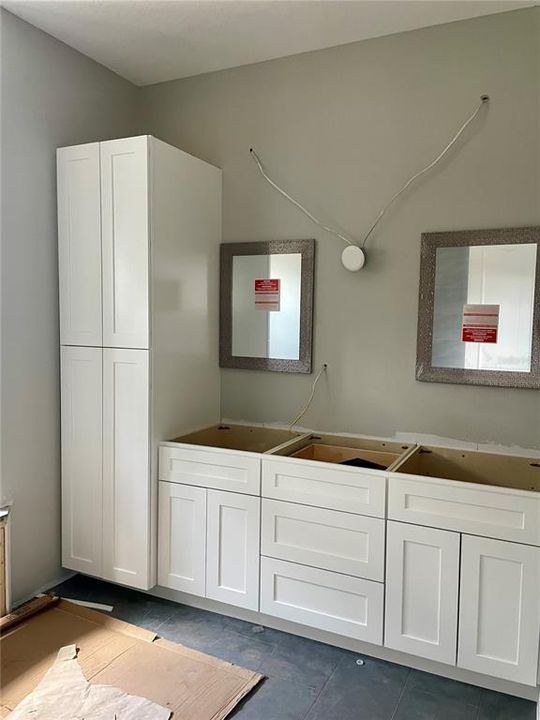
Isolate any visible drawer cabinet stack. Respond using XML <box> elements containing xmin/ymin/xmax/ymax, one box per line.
<box><xmin>260</xmin><ymin>458</ymin><xmax>386</xmax><ymax>643</ymax></box>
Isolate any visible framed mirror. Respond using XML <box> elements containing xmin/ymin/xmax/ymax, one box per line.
<box><xmin>220</xmin><ymin>239</ymin><xmax>314</xmax><ymax>372</ymax></box>
<box><xmin>416</xmin><ymin>227</ymin><xmax>540</xmax><ymax>388</ymax></box>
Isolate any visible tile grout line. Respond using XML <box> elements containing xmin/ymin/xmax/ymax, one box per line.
<box><xmin>388</xmin><ymin>667</ymin><xmax>412</xmax><ymax>720</ymax></box>
<box><xmin>299</xmin><ymin>654</ymin><xmax>344</xmax><ymax>720</ymax></box>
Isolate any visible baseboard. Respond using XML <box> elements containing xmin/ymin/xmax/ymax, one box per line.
<box><xmin>12</xmin><ymin>570</ymin><xmax>76</xmax><ymax>609</ymax></box>
<box><xmin>149</xmin><ymin>584</ymin><xmax>540</xmax><ymax>704</ymax></box>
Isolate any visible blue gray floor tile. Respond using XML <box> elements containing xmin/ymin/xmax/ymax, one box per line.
<box><xmin>50</xmin><ymin>576</ymin><xmax>537</xmax><ymax>720</ymax></box>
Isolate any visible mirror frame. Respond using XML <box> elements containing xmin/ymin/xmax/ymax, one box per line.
<box><xmin>220</xmin><ymin>239</ymin><xmax>315</xmax><ymax>373</ymax></box>
<box><xmin>416</xmin><ymin>226</ymin><xmax>540</xmax><ymax>389</ymax></box>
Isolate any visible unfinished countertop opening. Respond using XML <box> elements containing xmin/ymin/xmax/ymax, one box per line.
<box><xmin>394</xmin><ymin>445</ymin><xmax>540</xmax><ymax>492</ymax></box>
<box><xmin>169</xmin><ymin>424</ymin><xmax>305</xmax><ymax>454</ymax></box>
<box><xmin>274</xmin><ymin>433</ymin><xmax>413</xmax><ymax>470</ymax></box>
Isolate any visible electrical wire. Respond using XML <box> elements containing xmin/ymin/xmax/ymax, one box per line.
<box><xmin>288</xmin><ymin>363</ymin><xmax>328</xmax><ymax>430</ymax></box>
<box><xmin>250</xmin><ymin>149</ymin><xmax>354</xmax><ymax>246</ymax></box>
<box><xmin>250</xmin><ymin>94</ymin><xmax>489</xmax><ymax>251</ymax></box>
<box><xmin>360</xmin><ymin>95</ymin><xmax>490</xmax><ymax>248</ymax></box>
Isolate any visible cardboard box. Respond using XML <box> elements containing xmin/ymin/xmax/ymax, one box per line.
<box><xmin>1</xmin><ymin>600</ymin><xmax>263</xmax><ymax>719</ymax></box>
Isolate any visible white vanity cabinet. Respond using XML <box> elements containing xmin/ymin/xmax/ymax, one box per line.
<box><xmin>386</xmin><ymin>465</ymin><xmax>540</xmax><ymax>687</ymax></box>
<box><xmin>58</xmin><ymin>136</ymin><xmax>221</xmax><ymax>590</ymax></box>
<box><xmin>158</xmin><ymin>445</ymin><xmax>262</xmax><ymax>610</ymax></box>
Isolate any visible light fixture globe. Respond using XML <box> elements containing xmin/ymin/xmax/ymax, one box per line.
<box><xmin>341</xmin><ymin>245</ymin><xmax>366</xmax><ymax>272</ymax></box>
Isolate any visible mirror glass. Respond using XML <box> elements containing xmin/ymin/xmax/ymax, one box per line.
<box><xmin>416</xmin><ymin>227</ymin><xmax>540</xmax><ymax>388</ymax></box>
<box><xmin>232</xmin><ymin>253</ymin><xmax>302</xmax><ymax>360</ymax></box>
<box><xmin>432</xmin><ymin>243</ymin><xmax>537</xmax><ymax>372</ymax></box>
<box><xmin>220</xmin><ymin>240</ymin><xmax>314</xmax><ymax>373</ymax></box>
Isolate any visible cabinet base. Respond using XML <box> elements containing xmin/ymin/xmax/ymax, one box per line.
<box><xmin>149</xmin><ymin>584</ymin><xmax>540</xmax><ymax>703</ymax></box>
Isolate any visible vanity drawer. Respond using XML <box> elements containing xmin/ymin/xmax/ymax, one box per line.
<box><xmin>262</xmin><ymin>499</ymin><xmax>385</xmax><ymax>581</ymax></box>
<box><xmin>388</xmin><ymin>475</ymin><xmax>540</xmax><ymax>545</ymax></box>
<box><xmin>262</xmin><ymin>458</ymin><xmax>386</xmax><ymax>517</ymax></box>
<box><xmin>260</xmin><ymin>557</ymin><xmax>383</xmax><ymax>644</ymax></box>
<box><xmin>159</xmin><ymin>445</ymin><xmax>260</xmax><ymax>495</ymax></box>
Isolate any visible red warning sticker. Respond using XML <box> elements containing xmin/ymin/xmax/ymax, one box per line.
<box><xmin>255</xmin><ymin>279</ymin><xmax>280</xmax><ymax>311</ymax></box>
<box><xmin>462</xmin><ymin>304</ymin><xmax>499</xmax><ymax>343</ymax></box>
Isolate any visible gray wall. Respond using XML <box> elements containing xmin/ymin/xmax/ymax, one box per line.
<box><xmin>140</xmin><ymin>8</ymin><xmax>540</xmax><ymax>450</ymax></box>
<box><xmin>1</xmin><ymin>6</ymin><xmax>539</xmax><ymax>604</ymax></box>
<box><xmin>0</xmin><ymin>9</ymin><xmax>138</xmax><ymax>603</ymax></box>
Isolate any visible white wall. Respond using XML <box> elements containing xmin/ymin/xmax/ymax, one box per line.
<box><xmin>0</xmin><ymin>9</ymin><xmax>139</xmax><ymax>603</ymax></box>
<box><xmin>140</xmin><ymin>7</ymin><xmax>540</xmax><ymax>450</ymax></box>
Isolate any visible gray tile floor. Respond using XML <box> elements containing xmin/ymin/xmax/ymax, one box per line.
<box><xmin>51</xmin><ymin>575</ymin><xmax>536</xmax><ymax>720</ymax></box>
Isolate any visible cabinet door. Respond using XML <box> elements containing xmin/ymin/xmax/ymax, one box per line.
<box><xmin>458</xmin><ymin>535</ymin><xmax>540</xmax><ymax>686</ymax></box>
<box><xmin>102</xmin><ymin>348</ymin><xmax>151</xmax><ymax>589</ymax></box>
<box><xmin>57</xmin><ymin>143</ymin><xmax>102</xmax><ymax>346</ymax></box>
<box><xmin>61</xmin><ymin>346</ymin><xmax>102</xmax><ymax>575</ymax></box>
<box><xmin>158</xmin><ymin>482</ymin><xmax>206</xmax><ymax>596</ymax></box>
<box><xmin>206</xmin><ymin>490</ymin><xmax>260</xmax><ymax>610</ymax></box>
<box><xmin>385</xmin><ymin>521</ymin><xmax>460</xmax><ymax>665</ymax></box>
<box><xmin>101</xmin><ymin>137</ymin><xmax>149</xmax><ymax>349</ymax></box>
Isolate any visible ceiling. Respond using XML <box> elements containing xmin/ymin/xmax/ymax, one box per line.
<box><xmin>2</xmin><ymin>0</ymin><xmax>535</xmax><ymax>86</ymax></box>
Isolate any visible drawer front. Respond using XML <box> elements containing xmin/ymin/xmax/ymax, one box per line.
<box><xmin>159</xmin><ymin>445</ymin><xmax>260</xmax><ymax>495</ymax></box>
<box><xmin>388</xmin><ymin>476</ymin><xmax>540</xmax><ymax>545</ymax></box>
<box><xmin>262</xmin><ymin>499</ymin><xmax>385</xmax><ymax>581</ymax></box>
<box><xmin>260</xmin><ymin>557</ymin><xmax>383</xmax><ymax>644</ymax></box>
<box><xmin>262</xmin><ymin>458</ymin><xmax>386</xmax><ymax>517</ymax></box>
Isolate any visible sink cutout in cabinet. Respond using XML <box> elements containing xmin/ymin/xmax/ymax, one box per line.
<box><xmin>170</xmin><ymin>424</ymin><xmax>305</xmax><ymax>454</ymax></box>
<box><xmin>277</xmin><ymin>434</ymin><xmax>413</xmax><ymax>470</ymax></box>
<box><xmin>394</xmin><ymin>446</ymin><xmax>540</xmax><ymax>492</ymax></box>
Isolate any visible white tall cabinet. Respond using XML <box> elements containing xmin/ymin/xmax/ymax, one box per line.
<box><xmin>58</xmin><ymin>135</ymin><xmax>221</xmax><ymax>590</ymax></box>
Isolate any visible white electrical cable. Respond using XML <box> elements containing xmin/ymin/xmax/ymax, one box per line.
<box><xmin>360</xmin><ymin>95</ymin><xmax>490</xmax><ymax>248</ymax></box>
<box><xmin>288</xmin><ymin>363</ymin><xmax>328</xmax><ymax>430</ymax></box>
<box><xmin>250</xmin><ymin>94</ymin><xmax>489</xmax><ymax>252</ymax></box>
<box><xmin>250</xmin><ymin>149</ymin><xmax>354</xmax><ymax>246</ymax></box>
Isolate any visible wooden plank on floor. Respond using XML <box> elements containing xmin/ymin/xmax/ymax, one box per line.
<box><xmin>0</xmin><ymin>595</ymin><xmax>59</xmax><ymax>633</ymax></box>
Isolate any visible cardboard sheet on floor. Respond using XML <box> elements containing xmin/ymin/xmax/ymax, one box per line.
<box><xmin>6</xmin><ymin>644</ymin><xmax>171</xmax><ymax>719</ymax></box>
<box><xmin>0</xmin><ymin>600</ymin><xmax>263</xmax><ymax>719</ymax></box>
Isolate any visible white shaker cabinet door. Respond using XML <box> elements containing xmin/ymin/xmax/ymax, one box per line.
<box><xmin>57</xmin><ymin>143</ymin><xmax>102</xmax><ymax>346</ymax></box>
<box><xmin>458</xmin><ymin>535</ymin><xmax>540</xmax><ymax>686</ymax></box>
<box><xmin>100</xmin><ymin>137</ymin><xmax>149</xmax><ymax>349</ymax></box>
<box><xmin>61</xmin><ymin>346</ymin><xmax>103</xmax><ymax>575</ymax></box>
<box><xmin>384</xmin><ymin>521</ymin><xmax>460</xmax><ymax>665</ymax></box>
<box><xmin>102</xmin><ymin>348</ymin><xmax>151</xmax><ymax>589</ymax></box>
<box><xmin>206</xmin><ymin>490</ymin><xmax>260</xmax><ymax>610</ymax></box>
<box><xmin>158</xmin><ymin>482</ymin><xmax>206</xmax><ymax>596</ymax></box>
